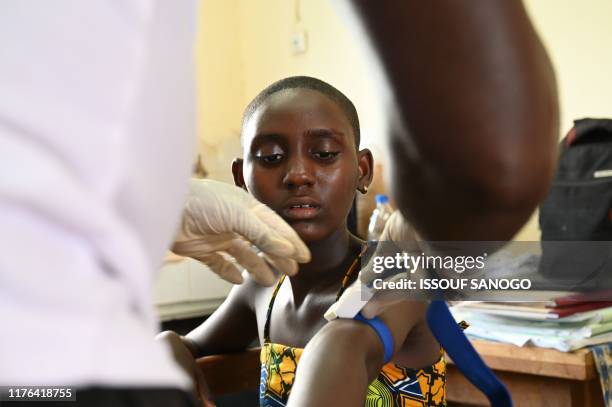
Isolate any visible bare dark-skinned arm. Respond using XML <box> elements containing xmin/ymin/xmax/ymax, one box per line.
<box><xmin>157</xmin><ymin>270</ymin><xmax>260</xmax><ymax>405</ymax></box>
<box><xmin>181</xmin><ymin>275</ymin><xmax>260</xmax><ymax>357</ymax></box>
<box><xmin>337</xmin><ymin>0</ymin><xmax>559</xmax><ymax>240</ymax></box>
<box><xmin>287</xmin><ymin>301</ymin><xmax>427</xmax><ymax>406</ymax></box>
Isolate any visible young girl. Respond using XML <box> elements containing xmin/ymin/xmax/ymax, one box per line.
<box><xmin>163</xmin><ymin>76</ymin><xmax>444</xmax><ymax>407</ymax></box>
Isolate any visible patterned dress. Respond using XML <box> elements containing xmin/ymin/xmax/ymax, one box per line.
<box><xmin>259</xmin><ymin>252</ymin><xmax>459</xmax><ymax>406</ymax></box>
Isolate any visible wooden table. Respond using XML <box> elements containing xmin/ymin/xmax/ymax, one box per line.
<box><xmin>446</xmin><ymin>340</ymin><xmax>605</xmax><ymax>407</ymax></box>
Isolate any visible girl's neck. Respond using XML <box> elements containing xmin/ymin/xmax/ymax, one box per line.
<box><xmin>288</xmin><ymin>227</ymin><xmax>362</xmax><ymax>304</ymax></box>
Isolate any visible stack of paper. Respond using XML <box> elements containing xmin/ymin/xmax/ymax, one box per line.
<box><xmin>451</xmin><ymin>292</ymin><xmax>612</xmax><ymax>352</ymax></box>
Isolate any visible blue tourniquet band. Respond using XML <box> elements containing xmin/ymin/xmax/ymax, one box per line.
<box><xmin>427</xmin><ymin>300</ymin><xmax>513</xmax><ymax>406</ymax></box>
<box><xmin>354</xmin><ymin>312</ymin><xmax>394</xmax><ymax>364</ymax></box>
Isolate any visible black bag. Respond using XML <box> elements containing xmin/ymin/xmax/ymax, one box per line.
<box><xmin>539</xmin><ymin>118</ymin><xmax>612</xmax><ymax>287</ymax></box>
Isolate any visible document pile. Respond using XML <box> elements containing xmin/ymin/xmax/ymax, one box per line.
<box><xmin>451</xmin><ymin>291</ymin><xmax>612</xmax><ymax>352</ymax></box>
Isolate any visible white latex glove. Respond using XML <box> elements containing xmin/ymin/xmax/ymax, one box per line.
<box><xmin>325</xmin><ymin>210</ymin><xmax>419</xmax><ymax>320</ymax></box>
<box><xmin>172</xmin><ymin>179</ymin><xmax>310</xmax><ymax>286</ymax></box>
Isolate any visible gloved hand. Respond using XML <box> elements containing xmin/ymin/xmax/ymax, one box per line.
<box><xmin>172</xmin><ymin>179</ymin><xmax>310</xmax><ymax>286</ymax></box>
<box><xmin>325</xmin><ymin>210</ymin><xmax>420</xmax><ymax>320</ymax></box>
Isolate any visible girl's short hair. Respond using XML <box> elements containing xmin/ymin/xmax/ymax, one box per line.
<box><xmin>241</xmin><ymin>76</ymin><xmax>360</xmax><ymax>147</ymax></box>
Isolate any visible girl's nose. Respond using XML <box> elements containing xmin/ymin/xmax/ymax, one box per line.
<box><xmin>282</xmin><ymin>157</ymin><xmax>315</xmax><ymax>189</ymax></box>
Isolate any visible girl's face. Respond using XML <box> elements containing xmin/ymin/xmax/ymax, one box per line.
<box><xmin>234</xmin><ymin>88</ymin><xmax>370</xmax><ymax>243</ymax></box>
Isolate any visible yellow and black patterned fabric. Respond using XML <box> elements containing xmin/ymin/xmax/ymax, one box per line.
<box><xmin>259</xmin><ymin>252</ymin><xmax>465</xmax><ymax>406</ymax></box>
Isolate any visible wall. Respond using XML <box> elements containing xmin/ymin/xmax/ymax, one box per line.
<box><xmin>195</xmin><ymin>0</ymin><xmax>244</xmax><ymax>183</ymax></box>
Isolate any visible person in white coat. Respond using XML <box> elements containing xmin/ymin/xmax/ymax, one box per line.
<box><xmin>0</xmin><ymin>1</ymin><xmax>308</xmax><ymax>406</ymax></box>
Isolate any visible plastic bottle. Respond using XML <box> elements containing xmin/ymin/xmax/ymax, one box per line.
<box><xmin>367</xmin><ymin>194</ymin><xmax>393</xmax><ymax>241</ymax></box>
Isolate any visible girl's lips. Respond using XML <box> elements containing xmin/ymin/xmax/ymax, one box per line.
<box><xmin>283</xmin><ymin>205</ymin><xmax>321</xmax><ymax>220</ymax></box>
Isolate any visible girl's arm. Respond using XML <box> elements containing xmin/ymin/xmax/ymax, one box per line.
<box><xmin>287</xmin><ymin>300</ymin><xmax>428</xmax><ymax>406</ymax></box>
<box><xmin>182</xmin><ymin>275</ymin><xmax>262</xmax><ymax>357</ymax></box>
<box><xmin>156</xmin><ymin>275</ymin><xmax>262</xmax><ymax>403</ymax></box>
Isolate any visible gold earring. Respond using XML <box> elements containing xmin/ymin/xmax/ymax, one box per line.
<box><xmin>360</xmin><ymin>185</ymin><xmax>368</xmax><ymax>194</ymax></box>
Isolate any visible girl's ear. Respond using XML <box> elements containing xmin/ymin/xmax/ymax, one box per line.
<box><xmin>231</xmin><ymin>158</ymin><xmax>247</xmax><ymax>190</ymax></box>
<box><xmin>357</xmin><ymin>148</ymin><xmax>374</xmax><ymax>193</ymax></box>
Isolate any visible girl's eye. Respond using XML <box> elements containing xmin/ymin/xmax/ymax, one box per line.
<box><xmin>313</xmin><ymin>151</ymin><xmax>339</xmax><ymax>161</ymax></box>
<box><xmin>256</xmin><ymin>154</ymin><xmax>284</xmax><ymax>164</ymax></box>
